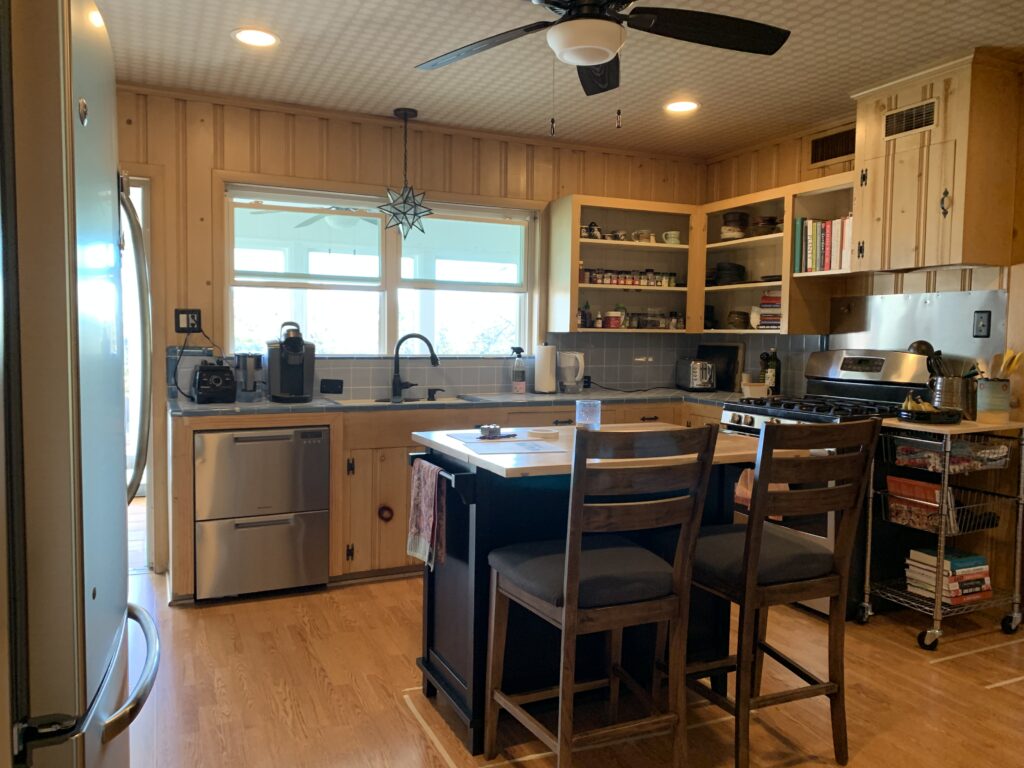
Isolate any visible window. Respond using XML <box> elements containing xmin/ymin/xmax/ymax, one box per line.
<box><xmin>227</xmin><ymin>186</ymin><xmax>532</xmax><ymax>355</ymax></box>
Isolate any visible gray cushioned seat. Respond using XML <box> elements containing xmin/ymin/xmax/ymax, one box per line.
<box><xmin>488</xmin><ymin>534</ymin><xmax>674</xmax><ymax>609</ymax></box>
<box><xmin>694</xmin><ymin>524</ymin><xmax>835</xmax><ymax>587</ymax></box>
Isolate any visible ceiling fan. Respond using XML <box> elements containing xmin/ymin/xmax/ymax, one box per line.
<box><xmin>416</xmin><ymin>1</ymin><xmax>790</xmax><ymax>96</ymax></box>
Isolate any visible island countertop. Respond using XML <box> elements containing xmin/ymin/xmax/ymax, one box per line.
<box><xmin>411</xmin><ymin>423</ymin><xmax>759</xmax><ymax>478</ymax></box>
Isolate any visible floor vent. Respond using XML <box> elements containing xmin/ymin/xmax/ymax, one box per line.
<box><xmin>885</xmin><ymin>100</ymin><xmax>936</xmax><ymax>138</ymax></box>
<box><xmin>810</xmin><ymin>128</ymin><xmax>855</xmax><ymax>165</ymax></box>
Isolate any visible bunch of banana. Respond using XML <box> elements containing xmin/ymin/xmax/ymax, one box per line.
<box><xmin>901</xmin><ymin>392</ymin><xmax>939</xmax><ymax>413</ymax></box>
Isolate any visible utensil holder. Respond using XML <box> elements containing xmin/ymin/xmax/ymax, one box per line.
<box><xmin>976</xmin><ymin>377</ymin><xmax>1010</xmax><ymax>423</ymax></box>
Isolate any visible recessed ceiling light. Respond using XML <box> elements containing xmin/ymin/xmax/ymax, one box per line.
<box><xmin>665</xmin><ymin>100</ymin><xmax>700</xmax><ymax>114</ymax></box>
<box><xmin>232</xmin><ymin>28</ymin><xmax>279</xmax><ymax>48</ymax></box>
<box><xmin>87</xmin><ymin>9</ymin><xmax>104</xmax><ymax>28</ymax></box>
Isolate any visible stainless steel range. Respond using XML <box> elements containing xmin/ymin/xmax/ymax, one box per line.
<box><xmin>721</xmin><ymin>349</ymin><xmax>932</xmax><ymax>436</ymax></box>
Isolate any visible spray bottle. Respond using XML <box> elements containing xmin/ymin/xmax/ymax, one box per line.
<box><xmin>511</xmin><ymin>347</ymin><xmax>526</xmax><ymax>394</ymax></box>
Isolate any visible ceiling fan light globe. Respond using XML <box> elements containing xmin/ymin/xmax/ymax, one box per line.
<box><xmin>546</xmin><ymin>18</ymin><xmax>626</xmax><ymax>67</ymax></box>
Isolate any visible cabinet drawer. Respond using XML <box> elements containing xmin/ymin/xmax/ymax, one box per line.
<box><xmin>504</xmin><ymin>408</ymin><xmax>576</xmax><ymax>427</ymax></box>
<box><xmin>195</xmin><ymin>510</ymin><xmax>328</xmax><ymax>599</ymax></box>
<box><xmin>617</xmin><ymin>404</ymin><xmax>680</xmax><ymax>425</ymax></box>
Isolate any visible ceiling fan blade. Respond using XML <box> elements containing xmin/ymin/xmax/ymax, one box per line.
<box><xmin>294</xmin><ymin>214</ymin><xmax>325</xmax><ymax>229</ymax></box>
<box><xmin>416</xmin><ymin>21</ymin><xmax>553</xmax><ymax>70</ymax></box>
<box><xmin>577</xmin><ymin>56</ymin><xmax>620</xmax><ymax>96</ymax></box>
<box><xmin>626</xmin><ymin>7</ymin><xmax>790</xmax><ymax>55</ymax></box>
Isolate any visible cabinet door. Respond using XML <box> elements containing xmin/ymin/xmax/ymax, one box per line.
<box><xmin>343</xmin><ymin>449</ymin><xmax>375</xmax><ymax>574</ymax></box>
<box><xmin>374</xmin><ymin>446</ymin><xmax>417</xmax><ymax>570</ymax></box>
<box><xmin>854</xmin><ymin>140</ymin><xmax>956</xmax><ymax>271</ymax></box>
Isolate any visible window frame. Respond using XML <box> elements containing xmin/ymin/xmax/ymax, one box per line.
<box><xmin>225</xmin><ymin>184</ymin><xmax>535</xmax><ymax>356</ymax></box>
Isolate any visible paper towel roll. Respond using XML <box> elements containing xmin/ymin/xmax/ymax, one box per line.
<box><xmin>534</xmin><ymin>344</ymin><xmax>557</xmax><ymax>393</ymax></box>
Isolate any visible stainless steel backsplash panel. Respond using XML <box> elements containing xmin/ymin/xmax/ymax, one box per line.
<box><xmin>829</xmin><ymin>290</ymin><xmax>1007</xmax><ymax>364</ymax></box>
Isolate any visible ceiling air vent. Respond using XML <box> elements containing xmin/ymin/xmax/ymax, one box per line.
<box><xmin>884</xmin><ymin>100</ymin><xmax>936</xmax><ymax>139</ymax></box>
<box><xmin>810</xmin><ymin>128</ymin><xmax>855</xmax><ymax>165</ymax></box>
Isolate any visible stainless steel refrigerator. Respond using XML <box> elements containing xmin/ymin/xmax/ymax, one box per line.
<box><xmin>3</xmin><ymin>1</ymin><xmax>159</xmax><ymax>766</ymax></box>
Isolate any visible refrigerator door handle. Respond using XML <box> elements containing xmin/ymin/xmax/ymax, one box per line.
<box><xmin>120</xmin><ymin>172</ymin><xmax>152</xmax><ymax>504</ymax></box>
<box><xmin>101</xmin><ymin>603</ymin><xmax>160</xmax><ymax>743</ymax></box>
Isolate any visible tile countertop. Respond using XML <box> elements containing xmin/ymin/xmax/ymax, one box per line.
<box><xmin>167</xmin><ymin>387</ymin><xmax>744</xmax><ymax>417</ymax></box>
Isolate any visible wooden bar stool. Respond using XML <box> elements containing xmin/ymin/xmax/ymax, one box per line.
<box><xmin>483</xmin><ymin>424</ymin><xmax>719</xmax><ymax>768</ymax></box>
<box><xmin>687</xmin><ymin>419</ymin><xmax>880</xmax><ymax>768</ymax></box>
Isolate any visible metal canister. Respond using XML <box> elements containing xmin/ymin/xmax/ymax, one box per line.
<box><xmin>931</xmin><ymin>376</ymin><xmax>967</xmax><ymax>414</ymax></box>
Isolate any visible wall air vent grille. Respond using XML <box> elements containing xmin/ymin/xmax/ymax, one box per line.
<box><xmin>810</xmin><ymin>128</ymin><xmax>855</xmax><ymax>164</ymax></box>
<box><xmin>885</xmin><ymin>101</ymin><xmax>936</xmax><ymax>138</ymax></box>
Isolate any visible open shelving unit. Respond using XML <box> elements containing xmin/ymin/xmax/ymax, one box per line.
<box><xmin>548</xmin><ymin>195</ymin><xmax>695</xmax><ymax>333</ymax></box>
<box><xmin>545</xmin><ymin>171</ymin><xmax>858</xmax><ymax>336</ymax></box>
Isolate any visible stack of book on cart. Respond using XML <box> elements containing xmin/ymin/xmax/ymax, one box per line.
<box><xmin>905</xmin><ymin>547</ymin><xmax>992</xmax><ymax>605</ymax></box>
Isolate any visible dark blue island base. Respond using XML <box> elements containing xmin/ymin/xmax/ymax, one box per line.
<box><xmin>415</xmin><ymin>450</ymin><xmax>744</xmax><ymax>755</ymax></box>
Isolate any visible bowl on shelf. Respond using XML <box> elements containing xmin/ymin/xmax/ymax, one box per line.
<box><xmin>715</xmin><ymin>262</ymin><xmax>747</xmax><ymax>285</ymax></box>
<box><xmin>726</xmin><ymin>310</ymin><xmax>751</xmax><ymax>329</ymax></box>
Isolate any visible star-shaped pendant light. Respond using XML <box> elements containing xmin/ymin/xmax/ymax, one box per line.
<box><xmin>379</xmin><ymin>107</ymin><xmax>432</xmax><ymax>238</ymax></box>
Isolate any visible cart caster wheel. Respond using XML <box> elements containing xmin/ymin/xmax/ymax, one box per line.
<box><xmin>917</xmin><ymin>630</ymin><xmax>939</xmax><ymax>651</ymax></box>
<box><xmin>856</xmin><ymin>605</ymin><xmax>872</xmax><ymax>625</ymax></box>
<box><xmin>1001</xmin><ymin>615</ymin><xmax>1021</xmax><ymax>635</ymax></box>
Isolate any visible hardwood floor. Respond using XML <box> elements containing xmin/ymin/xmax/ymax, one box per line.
<box><xmin>127</xmin><ymin>573</ymin><xmax>1024</xmax><ymax>768</ymax></box>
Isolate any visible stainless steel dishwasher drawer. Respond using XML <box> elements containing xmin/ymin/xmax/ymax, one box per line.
<box><xmin>195</xmin><ymin>510</ymin><xmax>328</xmax><ymax>599</ymax></box>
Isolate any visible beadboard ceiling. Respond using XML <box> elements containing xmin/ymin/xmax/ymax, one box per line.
<box><xmin>96</xmin><ymin>0</ymin><xmax>1024</xmax><ymax>158</ymax></box>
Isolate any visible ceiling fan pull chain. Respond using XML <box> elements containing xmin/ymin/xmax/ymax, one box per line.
<box><xmin>615</xmin><ymin>109</ymin><xmax>622</xmax><ymax>129</ymax></box>
<box><xmin>549</xmin><ymin>56</ymin><xmax>556</xmax><ymax>137</ymax></box>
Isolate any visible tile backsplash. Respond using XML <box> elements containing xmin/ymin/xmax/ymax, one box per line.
<box><xmin>167</xmin><ymin>333</ymin><xmax>823</xmax><ymax>403</ymax></box>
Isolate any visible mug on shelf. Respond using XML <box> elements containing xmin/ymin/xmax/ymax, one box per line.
<box><xmin>662</xmin><ymin>230</ymin><xmax>681</xmax><ymax>244</ymax></box>
<box><xmin>631</xmin><ymin>229</ymin><xmax>654</xmax><ymax>242</ymax></box>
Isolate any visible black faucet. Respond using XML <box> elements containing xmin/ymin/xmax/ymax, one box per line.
<box><xmin>391</xmin><ymin>333</ymin><xmax>440</xmax><ymax>403</ymax></box>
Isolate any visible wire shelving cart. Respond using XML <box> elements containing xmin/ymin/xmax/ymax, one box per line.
<box><xmin>859</xmin><ymin>420</ymin><xmax>1024</xmax><ymax>650</ymax></box>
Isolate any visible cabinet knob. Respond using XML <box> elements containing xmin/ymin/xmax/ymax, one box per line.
<box><xmin>377</xmin><ymin>506</ymin><xmax>394</xmax><ymax>522</ymax></box>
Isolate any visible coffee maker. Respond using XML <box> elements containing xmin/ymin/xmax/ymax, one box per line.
<box><xmin>267</xmin><ymin>322</ymin><xmax>315</xmax><ymax>403</ymax></box>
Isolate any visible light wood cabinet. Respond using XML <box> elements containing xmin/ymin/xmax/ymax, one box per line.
<box><xmin>504</xmin><ymin>408</ymin><xmax>578</xmax><ymax>427</ymax></box>
<box><xmin>680</xmin><ymin>402</ymin><xmax>724</xmax><ymax>428</ymax></box>
<box><xmin>343</xmin><ymin>446</ymin><xmax>418</xmax><ymax>573</ymax></box>
<box><xmin>547</xmin><ymin>195</ymin><xmax>695</xmax><ymax>334</ymax></box>
<box><xmin>851</xmin><ymin>52</ymin><xmax>1022</xmax><ymax>270</ymax></box>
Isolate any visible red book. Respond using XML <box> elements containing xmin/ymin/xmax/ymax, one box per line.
<box><xmin>823</xmin><ymin>220</ymin><xmax>833</xmax><ymax>271</ymax></box>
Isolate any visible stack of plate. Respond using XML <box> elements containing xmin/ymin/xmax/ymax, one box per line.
<box><xmin>715</xmin><ymin>262</ymin><xmax>747</xmax><ymax>285</ymax></box>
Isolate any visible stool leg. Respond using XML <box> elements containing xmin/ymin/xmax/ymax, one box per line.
<box><xmin>828</xmin><ymin>595</ymin><xmax>849</xmax><ymax>765</ymax></box>
<box><xmin>484</xmin><ymin>571</ymin><xmax>510</xmax><ymax>760</ymax></box>
<box><xmin>557</xmin><ymin>626</ymin><xmax>578</xmax><ymax>768</ymax></box>
<box><xmin>752</xmin><ymin>607</ymin><xmax>769</xmax><ymax>697</ymax></box>
<box><xmin>734</xmin><ymin>604</ymin><xmax>758</xmax><ymax>768</ymax></box>
<box><xmin>653</xmin><ymin>621</ymin><xmax>669</xmax><ymax>707</ymax></box>
<box><xmin>607</xmin><ymin>627</ymin><xmax>623</xmax><ymax>723</ymax></box>
<box><xmin>668</xmin><ymin>616</ymin><xmax>689</xmax><ymax>768</ymax></box>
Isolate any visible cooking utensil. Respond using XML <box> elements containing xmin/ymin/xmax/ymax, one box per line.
<box><xmin>907</xmin><ymin>340</ymin><xmax>935</xmax><ymax>356</ymax></box>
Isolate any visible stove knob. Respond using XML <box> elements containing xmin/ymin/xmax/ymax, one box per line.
<box><xmin>743</xmin><ymin>415</ymin><xmax>755</xmax><ymax>427</ymax></box>
<box><xmin>730</xmin><ymin>413</ymin><xmax>743</xmax><ymax>424</ymax></box>
<box><xmin>769</xmin><ymin>417</ymin><xmax>782</xmax><ymax>424</ymax></box>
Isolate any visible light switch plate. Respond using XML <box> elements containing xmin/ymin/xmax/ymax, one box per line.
<box><xmin>973</xmin><ymin>310</ymin><xmax>991</xmax><ymax>338</ymax></box>
<box><xmin>174</xmin><ymin>308</ymin><xmax>202</xmax><ymax>334</ymax></box>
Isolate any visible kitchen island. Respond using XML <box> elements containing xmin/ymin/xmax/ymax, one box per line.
<box><xmin>410</xmin><ymin>423</ymin><xmax>758</xmax><ymax>754</ymax></box>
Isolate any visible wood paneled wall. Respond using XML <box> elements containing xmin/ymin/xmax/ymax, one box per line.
<box><xmin>117</xmin><ymin>85</ymin><xmax>705</xmax><ymax>574</ymax></box>
<box><xmin>704</xmin><ymin>119</ymin><xmax>856</xmax><ymax>201</ymax></box>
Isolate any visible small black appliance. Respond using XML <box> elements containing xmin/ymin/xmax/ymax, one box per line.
<box><xmin>191</xmin><ymin>360</ymin><xmax>236</xmax><ymax>404</ymax></box>
<box><xmin>267</xmin><ymin>322</ymin><xmax>315</xmax><ymax>403</ymax></box>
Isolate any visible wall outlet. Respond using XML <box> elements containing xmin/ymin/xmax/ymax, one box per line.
<box><xmin>320</xmin><ymin>378</ymin><xmax>344</xmax><ymax>394</ymax></box>
<box><xmin>582</xmin><ymin>375</ymin><xmax>592</xmax><ymax>389</ymax></box>
<box><xmin>973</xmin><ymin>310</ymin><xmax>991</xmax><ymax>338</ymax></box>
<box><xmin>174</xmin><ymin>308</ymin><xmax>202</xmax><ymax>334</ymax></box>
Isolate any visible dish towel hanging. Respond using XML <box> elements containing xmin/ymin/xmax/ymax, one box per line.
<box><xmin>408</xmin><ymin>459</ymin><xmax>446</xmax><ymax>569</ymax></box>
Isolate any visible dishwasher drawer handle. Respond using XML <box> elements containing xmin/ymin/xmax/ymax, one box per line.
<box><xmin>232</xmin><ymin>434</ymin><xmax>293</xmax><ymax>444</ymax></box>
<box><xmin>234</xmin><ymin>517</ymin><xmax>293</xmax><ymax>530</ymax></box>
<box><xmin>378</xmin><ymin>505</ymin><xmax>395</xmax><ymax>522</ymax></box>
